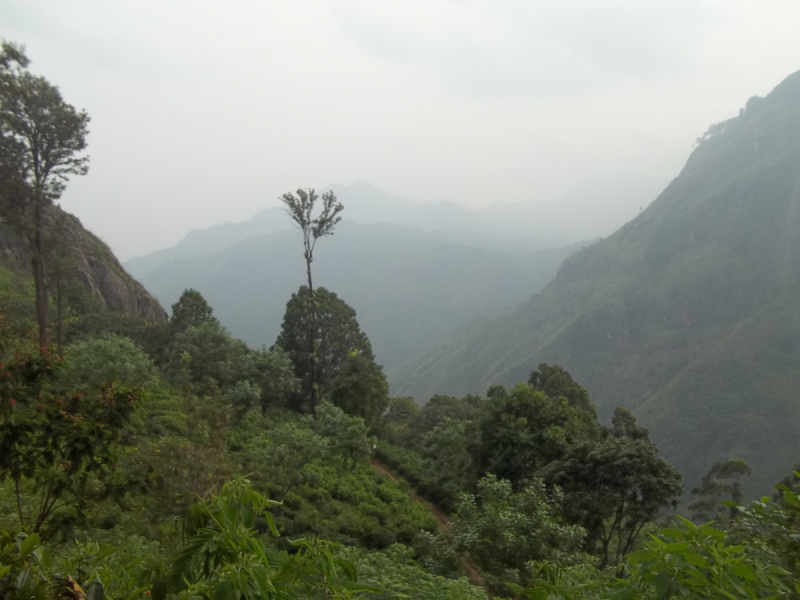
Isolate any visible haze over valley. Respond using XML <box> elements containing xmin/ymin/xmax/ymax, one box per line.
<box><xmin>125</xmin><ymin>178</ymin><xmax>661</xmax><ymax>369</ymax></box>
<box><xmin>3</xmin><ymin>2</ymin><xmax>800</xmax><ymax>596</ymax></box>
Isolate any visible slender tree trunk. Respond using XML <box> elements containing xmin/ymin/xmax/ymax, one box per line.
<box><xmin>15</xmin><ymin>479</ymin><xmax>25</xmax><ymax>527</ymax></box>
<box><xmin>32</xmin><ymin>208</ymin><xmax>50</xmax><ymax>349</ymax></box>
<box><xmin>306</xmin><ymin>256</ymin><xmax>317</xmax><ymax>418</ymax></box>
<box><xmin>56</xmin><ymin>268</ymin><xmax>63</xmax><ymax>354</ymax></box>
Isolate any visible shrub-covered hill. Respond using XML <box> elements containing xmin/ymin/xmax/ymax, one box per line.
<box><xmin>390</xmin><ymin>70</ymin><xmax>800</xmax><ymax>497</ymax></box>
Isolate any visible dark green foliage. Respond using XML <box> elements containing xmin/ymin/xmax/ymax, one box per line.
<box><xmin>226</xmin><ymin>406</ymin><xmax>438</xmax><ymax>551</ymax></box>
<box><xmin>276</xmin><ymin>286</ymin><xmax>373</xmax><ymax>410</ymax></box>
<box><xmin>529</xmin><ymin>363</ymin><xmax>594</xmax><ymax>414</ymax></box>
<box><xmin>316</xmin><ymin>401</ymin><xmax>372</xmax><ymax>470</ymax></box>
<box><xmin>63</xmin><ymin>312</ymin><xmax>170</xmax><ymax>364</ymax></box>
<box><xmin>376</xmin><ymin>391</ymin><xmax>487</xmax><ymax>512</ymax></box>
<box><xmin>609</xmin><ymin>406</ymin><xmax>649</xmax><ymax>441</ymax></box>
<box><xmin>472</xmin><ymin>383</ymin><xmax>601</xmax><ymax>487</ymax></box>
<box><xmin>414</xmin><ymin>393</ymin><xmax>483</xmax><ymax>436</ymax></box>
<box><xmin>338</xmin><ymin>545</ymin><xmax>487</xmax><ymax>599</ymax></box>
<box><xmin>380</xmin><ymin>396</ymin><xmax>419</xmax><ymax>445</ymax></box>
<box><xmin>417</xmin><ymin>418</ymin><xmax>475</xmax><ymax>510</ymax></box>
<box><xmin>224</xmin><ymin>380</ymin><xmax>262</xmax><ymax>420</ymax></box>
<box><xmin>372</xmin><ymin>442</ymin><xmax>437</xmax><ymax>501</ymax></box>
<box><xmin>169</xmin><ymin>288</ymin><xmax>217</xmax><ymax>335</ymax></box>
<box><xmin>329</xmin><ymin>352</ymin><xmax>389</xmax><ymax>429</ymax></box>
<box><xmin>0</xmin><ymin>348</ymin><xmax>139</xmax><ymax>534</ymax></box>
<box><xmin>772</xmin><ymin>463</ymin><xmax>800</xmax><ymax>502</ymax></box>
<box><xmin>689</xmin><ymin>458</ymin><xmax>752</xmax><ymax>522</ymax></box>
<box><xmin>541</xmin><ymin>436</ymin><xmax>683</xmax><ymax>568</ymax></box>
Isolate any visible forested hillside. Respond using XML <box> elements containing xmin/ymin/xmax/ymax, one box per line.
<box><xmin>392</xmin><ymin>70</ymin><xmax>800</xmax><ymax>497</ymax></box>
<box><xmin>135</xmin><ymin>221</ymin><xmax>581</xmax><ymax>369</ymax></box>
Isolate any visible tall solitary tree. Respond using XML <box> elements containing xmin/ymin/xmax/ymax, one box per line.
<box><xmin>280</xmin><ymin>189</ymin><xmax>343</xmax><ymax>416</ymax></box>
<box><xmin>0</xmin><ymin>41</ymin><xmax>90</xmax><ymax>348</ymax></box>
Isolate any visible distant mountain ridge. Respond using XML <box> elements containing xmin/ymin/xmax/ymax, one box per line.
<box><xmin>125</xmin><ymin>178</ymin><xmax>664</xmax><ymax>280</ymax></box>
<box><xmin>390</xmin><ymin>70</ymin><xmax>800</xmax><ymax>497</ymax></box>
<box><xmin>137</xmin><ymin>220</ymin><xmax>583</xmax><ymax>369</ymax></box>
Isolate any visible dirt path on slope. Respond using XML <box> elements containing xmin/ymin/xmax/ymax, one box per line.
<box><xmin>370</xmin><ymin>458</ymin><xmax>451</xmax><ymax>529</ymax></box>
<box><xmin>369</xmin><ymin>458</ymin><xmax>491</xmax><ymax>597</ymax></box>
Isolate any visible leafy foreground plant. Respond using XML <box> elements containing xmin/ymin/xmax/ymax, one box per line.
<box><xmin>506</xmin><ymin>516</ymin><xmax>797</xmax><ymax>600</ymax></box>
<box><xmin>0</xmin><ymin>477</ymin><xmax>489</xmax><ymax>599</ymax></box>
<box><xmin>169</xmin><ymin>477</ymin><xmax>377</xmax><ymax>599</ymax></box>
<box><xmin>0</xmin><ymin>347</ymin><xmax>140</xmax><ymax>534</ymax></box>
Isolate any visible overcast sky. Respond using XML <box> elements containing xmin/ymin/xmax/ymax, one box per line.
<box><xmin>3</xmin><ymin>0</ymin><xmax>800</xmax><ymax>260</ymax></box>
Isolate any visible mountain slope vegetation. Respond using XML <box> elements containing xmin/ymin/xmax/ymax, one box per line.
<box><xmin>391</xmin><ymin>70</ymin><xmax>800</xmax><ymax>496</ymax></box>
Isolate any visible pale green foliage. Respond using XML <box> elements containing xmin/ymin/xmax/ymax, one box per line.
<box><xmin>610</xmin><ymin>517</ymin><xmax>794</xmax><ymax>599</ymax></box>
<box><xmin>172</xmin><ymin>477</ymin><xmax>381</xmax><ymax>599</ymax></box>
<box><xmin>504</xmin><ymin>561</ymin><xmax>611</xmax><ymax>600</ymax></box>
<box><xmin>734</xmin><ymin>472</ymin><xmax>800</xmax><ymax>575</ymax></box>
<box><xmin>0</xmin><ymin>529</ymin><xmax>167</xmax><ymax>600</ymax></box>
<box><xmin>445</xmin><ymin>475</ymin><xmax>586</xmax><ymax>594</ymax></box>
<box><xmin>241</xmin><ymin>346</ymin><xmax>300</xmax><ymax>411</ymax></box>
<box><xmin>339</xmin><ymin>544</ymin><xmax>488</xmax><ymax>600</ymax></box>
<box><xmin>225</xmin><ymin>380</ymin><xmax>262</xmax><ymax>419</ymax></box>
<box><xmin>230</xmin><ymin>413</ymin><xmax>330</xmax><ymax>500</ymax></box>
<box><xmin>316</xmin><ymin>401</ymin><xmax>372</xmax><ymax>470</ymax></box>
<box><xmin>62</xmin><ymin>334</ymin><xmax>157</xmax><ymax>391</ymax></box>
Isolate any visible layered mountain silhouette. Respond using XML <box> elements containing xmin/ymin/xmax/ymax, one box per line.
<box><xmin>134</xmin><ymin>221</ymin><xmax>581</xmax><ymax>369</ymax></box>
<box><xmin>127</xmin><ymin>178</ymin><xmax>660</xmax><ymax>369</ymax></box>
<box><xmin>391</xmin><ymin>71</ymin><xmax>800</xmax><ymax>496</ymax></box>
<box><xmin>126</xmin><ymin>178</ymin><xmax>663</xmax><ymax>280</ymax></box>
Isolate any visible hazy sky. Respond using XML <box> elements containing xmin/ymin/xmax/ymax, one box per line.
<box><xmin>3</xmin><ymin>0</ymin><xmax>800</xmax><ymax>260</ymax></box>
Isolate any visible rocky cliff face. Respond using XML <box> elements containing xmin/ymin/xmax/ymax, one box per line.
<box><xmin>0</xmin><ymin>206</ymin><xmax>167</xmax><ymax>323</ymax></box>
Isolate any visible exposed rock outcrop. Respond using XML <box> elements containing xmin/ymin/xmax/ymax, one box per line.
<box><xmin>0</xmin><ymin>206</ymin><xmax>167</xmax><ymax>323</ymax></box>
